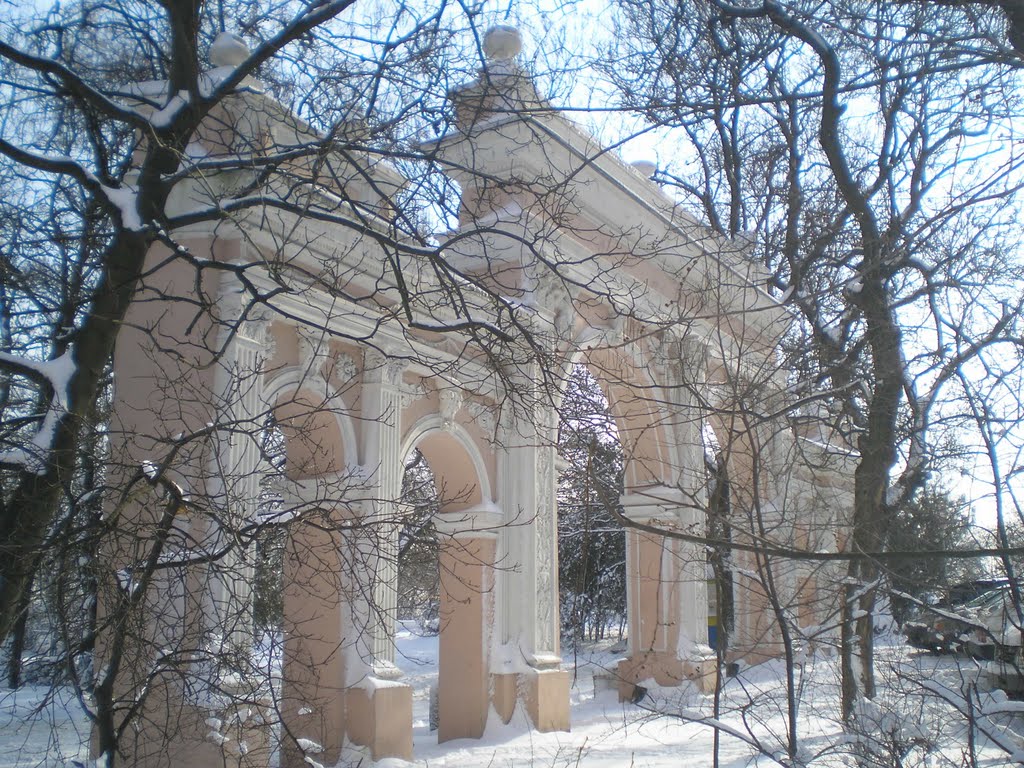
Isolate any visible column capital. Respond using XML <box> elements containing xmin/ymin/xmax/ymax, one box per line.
<box><xmin>363</xmin><ymin>348</ymin><xmax>408</xmax><ymax>387</ymax></box>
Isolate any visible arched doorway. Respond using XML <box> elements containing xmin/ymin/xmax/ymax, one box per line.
<box><xmin>400</xmin><ymin>420</ymin><xmax>497</xmax><ymax>743</ymax></box>
<box><xmin>396</xmin><ymin>450</ymin><xmax>441</xmax><ymax>637</ymax></box>
<box><xmin>567</xmin><ymin>340</ymin><xmax>713</xmax><ymax>695</ymax></box>
<box><xmin>393</xmin><ymin>449</ymin><xmax>441</xmax><ymax>734</ymax></box>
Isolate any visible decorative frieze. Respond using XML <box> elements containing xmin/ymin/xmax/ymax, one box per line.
<box><xmin>296</xmin><ymin>325</ymin><xmax>326</xmax><ymax>371</ymax></box>
<box><xmin>399</xmin><ymin>381</ymin><xmax>429</xmax><ymax>410</ymax></box>
<box><xmin>533</xmin><ymin>404</ymin><xmax>558</xmax><ymax>657</ymax></box>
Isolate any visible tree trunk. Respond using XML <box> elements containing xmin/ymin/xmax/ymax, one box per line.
<box><xmin>5</xmin><ymin>570</ymin><xmax>34</xmax><ymax>689</ymax></box>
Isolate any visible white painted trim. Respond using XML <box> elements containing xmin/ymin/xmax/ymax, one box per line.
<box><xmin>434</xmin><ymin>501</ymin><xmax>503</xmax><ymax>538</ymax></box>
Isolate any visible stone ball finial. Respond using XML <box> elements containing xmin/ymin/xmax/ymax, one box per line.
<box><xmin>210</xmin><ymin>32</ymin><xmax>250</xmax><ymax>68</ymax></box>
<box><xmin>631</xmin><ymin>159</ymin><xmax>657</xmax><ymax>179</ymax></box>
<box><xmin>483</xmin><ymin>25</ymin><xmax>523</xmax><ymax>61</ymax></box>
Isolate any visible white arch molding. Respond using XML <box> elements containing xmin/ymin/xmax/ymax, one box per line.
<box><xmin>561</xmin><ymin>335</ymin><xmax>684</xmax><ymax>489</ymax></box>
<box><xmin>261</xmin><ymin>365</ymin><xmax>360</xmax><ymax>472</ymax></box>
<box><xmin>401</xmin><ymin>412</ymin><xmax>494</xmax><ymax>507</ymax></box>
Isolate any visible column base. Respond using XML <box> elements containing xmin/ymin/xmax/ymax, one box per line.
<box><xmin>346</xmin><ymin>683</ymin><xmax>413</xmax><ymax>761</ymax></box>
<box><xmin>280</xmin><ymin>684</ymin><xmax>345</xmax><ymax>768</ymax></box>
<box><xmin>617</xmin><ymin>652</ymin><xmax>684</xmax><ymax>701</ymax></box>
<box><xmin>618</xmin><ymin>650</ymin><xmax>721</xmax><ymax>700</ymax></box>
<box><xmin>521</xmin><ymin>668</ymin><xmax>570</xmax><ymax>732</ymax></box>
<box><xmin>107</xmin><ymin>696</ymin><xmax>274</xmax><ymax>768</ymax></box>
<box><xmin>683</xmin><ymin>648</ymin><xmax>719</xmax><ymax>695</ymax></box>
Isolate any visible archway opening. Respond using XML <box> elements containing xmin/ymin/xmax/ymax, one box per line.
<box><xmin>393</xmin><ymin>448</ymin><xmax>443</xmax><ymax>731</ymax></box>
<box><xmin>395</xmin><ymin>427</ymin><xmax>490</xmax><ymax>741</ymax></box>
<box><xmin>557</xmin><ymin>365</ymin><xmax>627</xmax><ymax>650</ymax></box>
<box><xmin>397</xmin><ymin>449</ymin><xmax>441</xmax><ymax>635</ymax></box>
<box><xmin>704</xmin><ymin>421</ymin><xmax>735</xmax><ymax>657</ymax></box>
<box><xmin>252</xmin><ymin>414</ymin><xmax>287</xmax><ymax>642</ymax></box>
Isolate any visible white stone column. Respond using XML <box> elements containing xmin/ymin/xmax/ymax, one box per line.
<box><xmin>493</xmin><ymin>368</ymin><xmax>569</xmax><ymax>732</ymax></box>
<box><xmin>207</xmin><ymin>284</ymin><xmax>273</xmax><ymax>649</ymax></box>
<box><xmin>495</xmin><ymin>394</ymin><xmax>560</xmax><ymax>668</ymax></box>
<box><xmin>360</xmin><ymin>349</ymin><xmax>406</xmax><ymax>676</ymax></box>
<box><xmin>662</xmin><ymin>338</ymin><xmax>710</xmax><ymax>654</ymax></box>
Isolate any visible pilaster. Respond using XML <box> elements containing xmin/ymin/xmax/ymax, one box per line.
<box><xmin>496</xmin><ymin>392</ymin><xmax>561</xmax><ymax>668</ymax></box>
<box><xmin>359</xmin><ymin>349</ymin><xmax>407</xmax><ymax>674</ymax></box>
<box><xmin>207</xmin><ymin>279</ymin><xmax>273</xmax><ymax>649</ymax></box>
<box><xmin>277</xmin><ymin>478</ymin><xmax>347</xmax><ymax>768</ymax></box>
<box><xmin>618</xmin><ymin>485</ymin><xmax>710</xmax><ymax>696</ymax></box>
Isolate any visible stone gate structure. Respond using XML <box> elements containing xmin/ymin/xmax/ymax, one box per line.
<box><xmin>102</xmin><ymin>26</ymin><xmax>852</xmax><ymax>767</ymax></box>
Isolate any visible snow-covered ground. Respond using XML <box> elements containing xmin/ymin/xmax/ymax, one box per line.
<box><xmin>0</xmin><ymin>685</ymin><xmax>90</xmax><ymax>766</ymax></box>
<box><xmin>4</xmin><ymin>627</ymin><xmax>1024</xmax><ymax>766</ymax></box>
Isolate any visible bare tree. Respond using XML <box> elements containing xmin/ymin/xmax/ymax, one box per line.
<box><xmin>0</xmin><ymin>2</ymin><xmax>535</xmax><ymax>763</ymax></box>
<box><xmin>9</xmin><ymin>0</ymin><xmax>1024</xmax><ymax>766</ymax></box>
<box><xmin>603</xmin><ymin>0</ymin><xmax>1024</xmax><ymax>730</ymax></box>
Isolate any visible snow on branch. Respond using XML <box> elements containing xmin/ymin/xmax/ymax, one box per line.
<box><xmin>0</xmin><ymin>141</ymin><xmax>145</xmax><ymax>231</ymax></box>
<box><xmin>0</xmin><ymin>349</ymin><xmax>75</xmax><ymax>474</ymax></box>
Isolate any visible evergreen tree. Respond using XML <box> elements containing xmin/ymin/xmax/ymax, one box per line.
<box><xmin>557</xmin><ymin>367</ymin><xmax>626</xmax><ymax>645</ymax></box>
<box><xmin>887</xmin><ymin>487</ymin><xmax>971</xmax><ymax>623</ymax></box>
<box><xmin>397</xmin><ymin>450</ymin><xmax>441</xmax><ymax>632</ymax></box>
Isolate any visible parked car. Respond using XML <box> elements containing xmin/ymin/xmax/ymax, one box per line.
<box><xmin>982</xmin><ymin>640</ymin><xmax>1024</xmax><ymax>695</ymax></box>
<box><xmin>904</xmin><ymin>589</ymin><xmax>1008</xmax><ymax>654</ymax></box>
<box><xmin>948</xmin><ymin>578</ymin><xmax>1010</xmax><ymax>605</ymax></box>
<box><xmin>962</xmin><ymin>587</ymin><xmax>1024</xmax><ymax>661</ymax></box>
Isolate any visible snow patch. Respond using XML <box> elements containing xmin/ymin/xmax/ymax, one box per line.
<box><xmin>296</xmin><ymin>737</ymin><xmax>323</xmax><ymax>753</ymax></box>
<box><xmin>149</xmin><ymin>90</ymin><xmax>190</xmax><ymax>129</ymax></box>
<box><xmin>98</xmin><ymin>182</ymin><xmax>144</xmax><ymax>231</ymax></box>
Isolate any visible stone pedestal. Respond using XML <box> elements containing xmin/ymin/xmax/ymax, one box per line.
<box><xmin>616</xmin><ymin>652</ymin><xmax>685</xmax><ymax>701</ymax></box>
<box><xmin>522</xmin><ymin>668</ymin><xmax>570</xmax><ymax>732</ymax></box>
<box><xmin>617</xmin><ymin>650</ymin><xmax>721</xmax><ymax>701</ymax></box>
<box><xmin>684</xmin><ymin>649</ymin><xmax>719</xmax><ymax>695</ymax></box>
<box><xmin>346</xmin><ymin>684</ymin><xmax>414</xmax><ymax>761</ymax></box>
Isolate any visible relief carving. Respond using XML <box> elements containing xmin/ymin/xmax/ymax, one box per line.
<box><xmin>334</xmin><ymin>351</ymin><xmax>358</xmax><ymax>383</ymax></box>
<box><xmin>464</xmin><ymin>400</ymin><xmax>498</xmax><ymax>438</ymax></box>
<box><xmin>439</xmin><ymin>388</ymin><xmax>464</xmax><ymax>432</ymax></box>
<box><xmin>400</xmin><ymin>381</ymin><xmax>429</xmax><ymax>410</ymax></box>
<box><xmin>361</xmin><ymin>348</ymin><xmax>406</xmax><ymax>387</ymax></box>
<box><xmin>296</xmin><ymin>325</ymin><xmax>325</xmax><ymax>370</ymax></box>
<box><xmin>534</xmin><ymin>408</ymin><xmax>557</xmax><ymax>653</ymax></box>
